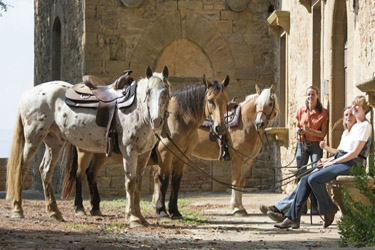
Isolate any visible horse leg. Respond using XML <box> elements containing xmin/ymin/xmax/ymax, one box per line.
<box><xmin>230</xmin><ymin>157</ymin><xmax>248</xmax><ymax>216</ymax></box>
<box><xmin>39</xmin><ymin>135</ymin><xmax>65</xmax><ymax>221</ymax></box>
<box><xmin>86</xmin><ymin>153</ymin><xmax>106</xmax><ymax>216</ymax></box>
<box><xmin>123</xmin><ymin>153</ymin><xmax>144</xmax><ymax>227</ymax></box>
<box><xmin>74</xmin><ymin>149</ymin><xmax>92</xmax><ymax>216</ymax></box>
<box><xmin>133</xmin><ymin>151</ymin><xmax>151</xmax><ymax>226</ymax></box>
<box><xmin>169</xmin><ymin>163</ymin><xmax>185</xmax><ymax>219</ymax></box>
<box><xmin>236</xmin><ymin>159</ymin><xmax>254</xmax><ymax>216</ymax></box>
<box><xmin>151</xmin><ymin>166</ymin><xmax>160</xmax><ymax>208</ymax></box>
<box><xmin>10</xmin><ymin>135</ymin><xmax>44</xmax><ymax>219</ymax></box>
<box><xmin>155</xmin><ymin>167</ymin><xmax>170</xmax><ymax>218</ymax></box>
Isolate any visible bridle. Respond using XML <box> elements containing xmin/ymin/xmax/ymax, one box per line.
<box><xmin>255</xmin><ymin>94</ymin><xmax>276</xmax><ymax>123</ymax></box>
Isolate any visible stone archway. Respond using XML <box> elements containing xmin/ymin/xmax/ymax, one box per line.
<box><xmin>329</xmin><ymin>0</ymin><xmax>347</xmax><ymax>148</ymax></box>
<box><xmin>130</xmin><ymin>11</ymin><xmax>233</xmax><ymax>80</ymax></box>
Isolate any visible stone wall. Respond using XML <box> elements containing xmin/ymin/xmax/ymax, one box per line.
<box><xmin>33</xmin><ymin>0</ymin><xmax>281</xmax><ymax>197</ymax></box>
<box><xmin>34</xmin><ymin>0</ymin><xmax>85</xmax><ymax>193</ymax></box>
<box><xmin>0</xmin><ymin>158</ymin><xmax>31</xmax><ymax>192</ymax></box>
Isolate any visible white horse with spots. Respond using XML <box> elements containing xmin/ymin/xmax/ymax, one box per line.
<box><xmin>6</xmin><ymin>66</ymin><xmax>171</xmax><ymax>227</ymax></box>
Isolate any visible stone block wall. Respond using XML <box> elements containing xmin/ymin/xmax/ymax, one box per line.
<box><xmin>33</xmin><ymin>0</ymin><xmax>281</xmax><ymax>197</ymax></box>
<box><xmin>0</xmin><ymin>158</ymin><xmax>31</xmax><ymax>192</ymax></box>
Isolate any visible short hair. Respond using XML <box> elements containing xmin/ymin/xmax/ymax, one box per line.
<box><xmin>352</xmin><ymin>95</ymin><xmax>371</xmax><ymax>114</ymax></box>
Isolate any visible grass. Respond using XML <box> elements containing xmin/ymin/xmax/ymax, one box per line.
<box><xmin>71</xmin><ymin>224</ymin><xmax>89</xmax><ymax>229</ymax></box>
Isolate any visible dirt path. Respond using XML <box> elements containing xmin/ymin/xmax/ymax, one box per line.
<box><xmin>0</xmin><ymin>192</ymin><xmax>341</xmax><ymax>249</ymax></box>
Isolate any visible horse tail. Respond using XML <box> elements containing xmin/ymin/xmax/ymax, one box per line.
<box><xmin>61</xmin><ymin>143</ymin><xmax>78</xmax><ymax>199</ymax></box>
<box><xmin>6</xmin><ymin>112</ymin><xmax>25</xmax><ymax>200</ymax></box>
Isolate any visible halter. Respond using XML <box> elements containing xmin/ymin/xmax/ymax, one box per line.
<box><xmin>255</xmin><ymin>94</ymin><xmax>276</xmax><ymax>122</ymax></box>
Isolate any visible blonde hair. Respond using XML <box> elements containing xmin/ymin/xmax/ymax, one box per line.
<box><xmin>352</xmin><ymin>95</ymin><xmax>371</xmax><ymax>114</ymax></box>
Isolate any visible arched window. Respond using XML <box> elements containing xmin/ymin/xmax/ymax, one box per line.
<box><xmin>52</xmin><ymin>17</ymin><xmax>61</xmax><ymax>80</ymax></box>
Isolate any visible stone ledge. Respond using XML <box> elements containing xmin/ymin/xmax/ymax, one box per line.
<box><xmin>264</xmin><ymin>127</ymin><xmax>289</xmax><ymax>147</ymax></box>
<box><xmin>329</xmin><ymin>175</ymin><xmax>375</xmax><ymax>215</ymax></box>
<box><xmin>356</xmin><ymin>77</ymin><xmax>375</xmax><ymax>107</ymax></box>
<box><xmin>267</xmin><ymin>10</ymin><xmax>290</xmax><ymax>36</ymax></box>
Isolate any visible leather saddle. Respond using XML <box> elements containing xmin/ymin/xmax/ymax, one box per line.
<box><xmin>65</xmin><ymin>70</ymin><xmax>137</xmax><ymax>156</ymax></box>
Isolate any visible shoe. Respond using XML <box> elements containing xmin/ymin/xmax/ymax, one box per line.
<box><xmin>259</xmin><ymin>205</ymin><xmax>280</xmax><ymax>215</ymax></box>
<box><xmin>274</xmin><ymin>217</ymin><xmax>300</xmax><ymax>229</ymax></box>
<box><xmin>323</xmin><ymin>206</ymin><xmax>338</xmax><ymax>228</ymax></box>
<box><xmin>259</xmin><ymin>204</ymin><xmax>268</xmax><ymax>214</ymax></box>
<box><xmin>267</xmin><ymin>210</ymin><xmax>285</xmax><ymax>222</ymax></box>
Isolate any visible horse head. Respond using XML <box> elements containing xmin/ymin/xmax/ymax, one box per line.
<box><xmin>254</xmin><ymin>84</ymin><xmax>279</xmax><ymax>131</ymax></box>
<box><xmin>144</xmin><ymin>66</ymin><xmax>171</xmax><ymax>130</ymax></box>
<box><xmin>203</xmin><ymin>75</ymin><xmax>230</xmax><ymax>136</ymax></box>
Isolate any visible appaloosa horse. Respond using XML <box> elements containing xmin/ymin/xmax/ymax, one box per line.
<box><xmin>153</xmin><ymin>85</ymin><xmax>279</xmax><ymax>217</ymax></box>
<box><xmin>61</xmin><ymin>75</ymin><xmax>230</xmax><ymax>219</ymax></box>
<box><xmin>6</xmin><ymin>66</ymin><xmax>170</xmax><ymax>227</ymax></box>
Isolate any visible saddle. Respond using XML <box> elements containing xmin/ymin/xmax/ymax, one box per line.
<box><xmin>65</xmin><ymin>70</ymin><xmax>137</xmax><ymax>157</ymax></box>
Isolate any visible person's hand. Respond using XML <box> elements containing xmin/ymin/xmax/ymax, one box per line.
<box><xmin>297</xmin><ymin>128</ymin><xmax>305</xmax><ymax>135</ymax></box>
<box><xmin>303</xmin><ymin>125</ymin><xmax>310</xmax><ymax>133</ymax></box>
<box><xmin>317</xmin><ymin>160</ymin><xmax>334</xmax><ymax>169</ymax></box>
<box><xmin>319</xmin><ymin>141</ymin><xmax>326</xmax><ymax>149</ymax></box>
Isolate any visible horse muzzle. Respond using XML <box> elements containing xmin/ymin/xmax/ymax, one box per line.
<box><xmin>151</xmin><ymin>117</ymin><xmax>162</xmax><ymax>129</ymax></box>
<box><xmin>214</xmin><ymin>124</ymin><xmax>226</xmax><ymax>136</ymax></box>
<box><xmin>254</xmin><ymin>120</ymin><xmax>266</xmax><ymax>131</ymax></box>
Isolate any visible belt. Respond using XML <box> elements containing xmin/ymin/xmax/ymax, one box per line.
<box><xmin>302</xmin><ymin>141</ymin><xmax>320</xmax><ymax>147</ymax></box>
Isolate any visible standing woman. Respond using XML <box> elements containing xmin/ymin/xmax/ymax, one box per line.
<box><xmin>295</xmin><ymin>86</ymin><xmax>329</xmax><ymax>174</ymax></box>
<box><xmin>275</xmin><ymin>96</ymin><xmax>372</xmax><ymax>229</ymax></box>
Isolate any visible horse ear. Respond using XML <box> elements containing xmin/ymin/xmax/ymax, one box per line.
<box><xmin>202</xmin><ymin>74</ymin><xmax>206</xmax><ymax>85</ymax></box>
<box><xmin>255</xmin><ymin>84</ymin><xmax>261</xmax><ymax>95</ymax></box>
<box><xmin>146</xmin><ymin>66</ymin><xmax>153</xmax><ymax>79</ymax></box>
<box><xmin>223</xmin><ymin>75</ymin><xmax>230</xmax><ymax>88</ymax></box>
<box><xmin>162</xmin><ymin>66</ymin><xmax>169</xmax><ymax>78</ymax></box>
<box><xmin>270</xmin><ymin>84</ymin><xmax>275</xmax><ymax>94</ymax></box>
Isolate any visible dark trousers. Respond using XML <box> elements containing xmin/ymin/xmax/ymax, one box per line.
<box><xmin>285</xmin><ymin>160</ymin><xmax>356</xmax><ymax>221</ymax></box>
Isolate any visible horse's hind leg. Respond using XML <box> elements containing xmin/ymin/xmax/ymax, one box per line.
<box><xmin>86</xmin><ymin>153</ymin><xmax>106</xmax><ymax>216</ymax></box>
<box><xmin>74</xmin><ymin>149</ymin><xmax>92</xmax><ymax>216</ymax></box>
<box><xmin>39</xmin><ymin>134</ymin><xmax>65</xmax><ymax>221</ymax></box>
<box><xmin>11</xmin><ymin>136</ymin><xmax>45</xmax><ymax>219</ymax></box>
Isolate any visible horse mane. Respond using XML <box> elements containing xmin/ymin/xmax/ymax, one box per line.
<box><xmin>173</xmin><ymin>80</ymin><xmax>224</xmax><ymax>123</ymax></box>
<box><xmin>173</xmin><ymin>84</ymin><xmax>206</xmax><ymax>122</ymax></box>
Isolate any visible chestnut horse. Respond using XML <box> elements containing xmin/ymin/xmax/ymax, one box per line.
<box><xmin>153</xmin><ymin>85</ymin><xmax>279</xmax><ymax>217</ymax></box>
<box><xmin>6</xmin><ymin>66</ymin><xmax>170</xmax><ymax>227</ymax></box>
<box><xmin>61</xmin><ymin>75</ymin><xmax>230</xmax><ymax>219</ymax></box>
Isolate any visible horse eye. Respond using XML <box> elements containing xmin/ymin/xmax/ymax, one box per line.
<box><xmin>208</xmin><ymin>99</ymin><xmax>214</xmax><ymax>104</ymax></box>
<box><xmin>268</xmin><ymin>102</ymin><xmax>273</xmax><ymax>107</ymax></box>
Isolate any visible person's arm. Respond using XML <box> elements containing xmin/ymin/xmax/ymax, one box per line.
<box><xmin>319</xmin><ymin>140</ymin><xmax>338</xmax><ymax>155</ymax></box>
<box><xmin>303</xmin><ymin>119</ymin><xmax>328</xmax><ymax>139</ymax></box>
<box><xmin>320</xmin><ymin>140</ymin><xmax>367</xmax><ymax>168</ymax></box>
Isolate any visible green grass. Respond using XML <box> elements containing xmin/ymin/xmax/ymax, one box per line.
<box><xmin>103</xmin><ymin>222</ymin><xmax>127</xmax><ymax>232</ymax></box>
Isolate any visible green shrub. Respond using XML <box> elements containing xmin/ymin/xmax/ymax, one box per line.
<box><xmin>337</xmin><ymin>166</ymin><xmax>375</xmax><ymax>247</ymax></box>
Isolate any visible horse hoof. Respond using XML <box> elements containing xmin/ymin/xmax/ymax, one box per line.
<box><xmin>171</xmin><ymin>213</ymin><xmax>183</xmax><ymax>220</ymax></box>
<box><xmin>232</xmin><ymin>209</ymin><xmax>248</xmax><ymax>217</ymax></box>
<box><xmin>159</xmin><ymin>211</ymin><xmax>169</xmax><ymax>218</ymax></box>
<box><xmin>50</xmin><ymin>212</ymin><xmax>64</xmax><ymax>221</ymax></box>
<box><xmin>129</xmin><ymin>220</ymin><xmax>144</xmax><ymax>228</ymax></box>
<box><xmin>11</xmin><ymin>211</ymin><xmax>24</xmax><ymax>220</ymax></box>
<box><xmin>75</xmin><ymin>210</ymin><xmax>86</xmax><ymax>216</ymax></box>
<box><xmin>90</xmin><ymin>210</ymin><xmax>103</xmax><ymax>216</ymax></box>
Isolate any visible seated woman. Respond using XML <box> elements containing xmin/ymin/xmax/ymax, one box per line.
<box><xmin>275</xmin><ymin>96</ymin><xmax>372</xmax><ymax>229</ymax></box>
<box><xmin>261</xmin><ymin>105</ymin><xmax>356</xmax><ymax>222</ymax></box>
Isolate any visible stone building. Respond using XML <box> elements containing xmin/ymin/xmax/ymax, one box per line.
<box><xmin>31</xmin><ymin>0</ymin><xmax>283</xmax><ymax>197</ymax></box>
<box><xmin>268</xmin><ymin>0</ymin><xmax>375</xmax><ymax>191</ymax></box>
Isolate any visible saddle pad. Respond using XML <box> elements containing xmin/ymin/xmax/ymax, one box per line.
<box><xmin>200</xmin><ymin>105</ymin><xmax>241</xmax><ymax>128</ymax></box>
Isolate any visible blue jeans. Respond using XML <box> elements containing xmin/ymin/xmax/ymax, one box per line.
<box><xmin>285</xmin><ymin>160</ymin><xmax>358</xmax><ymax>221</ymax></box>
<box><xmin>296</xmin><ymin>142</ymin><xmax>323</xmax><ymax>174</ymax></box>
<box><xmin>275</xmin><ymin>143</ymin><xmax>323</xmax><ymax>214</ymax></box>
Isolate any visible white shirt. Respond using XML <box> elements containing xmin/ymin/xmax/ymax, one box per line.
<box><xmin>337</xmin><ymin>120</ymin><xmax>372</xmax><ymax>157</ymax></box>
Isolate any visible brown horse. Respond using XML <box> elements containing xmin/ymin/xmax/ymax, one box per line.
<box><xmin>153</xmin><ymin>85</ymin><xmax>279</xmax><ymax>217</ymax></box>
<box><xmin>61</xmin><ymin>75</ymin><xmax>230</xmax><ymax>219</ymax></box>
